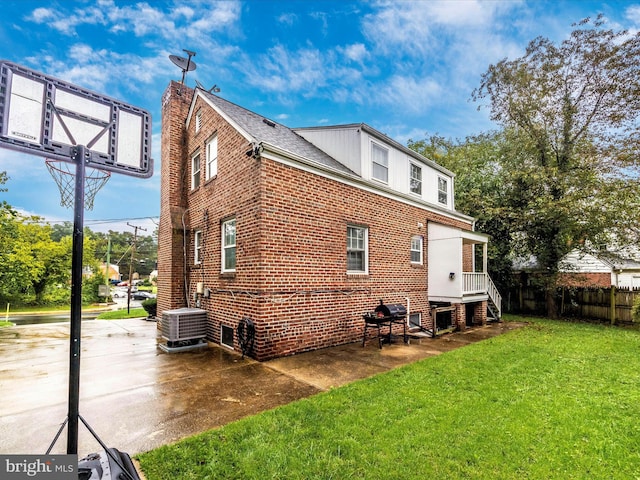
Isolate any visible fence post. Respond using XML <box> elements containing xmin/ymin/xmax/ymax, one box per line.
<box><xmin>610</xmin><ymin>286</ymin><xmax>616</xmax><ymax>325</ymax></box>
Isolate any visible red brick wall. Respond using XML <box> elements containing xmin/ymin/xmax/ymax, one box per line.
<box><xmin>160</xmin><ymin>84</ymin><xmax>476</xmax><ymax>360</ymax></box>
<box><xmin>557</xmin><ymin>272</ymin><xmax>611</xmax><ymax>288</ymax></box>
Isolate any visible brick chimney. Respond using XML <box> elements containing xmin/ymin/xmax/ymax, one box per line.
<box><xmin>157</xmin><ymin>81</ymin><xmax>194</xmax><ymax>313</ymax></box>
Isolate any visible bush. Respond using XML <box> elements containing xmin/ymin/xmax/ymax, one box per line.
<box><xmin>632</xmin><ymin>295</ymin><xmax>640</xmax><ymax>323</ymax></box>
<box><xmin>142</xmin><ymin>298</ymin><xmax>157</xmax><ymax>318</ymax></box>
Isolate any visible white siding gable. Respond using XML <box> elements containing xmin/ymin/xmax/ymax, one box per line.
<box><xmin>295</xmin><ymin>123</ymin><xmax>454</xmax><ymax>211</ymax></box>
<box><xmin>559</xmin><ymin>250</ymin><xmax>611</xmax><ymax>273</ymax></box>
<box><xmin>293</xmin><ymin>125</ymin><xmax>362</xmax><ymax>175</ymax></box>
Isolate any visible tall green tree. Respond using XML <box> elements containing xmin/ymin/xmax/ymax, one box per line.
<box><xmin>472</xmin><ymin>16</ymin><xmax>640</xmax><ymax>317</ymax></box>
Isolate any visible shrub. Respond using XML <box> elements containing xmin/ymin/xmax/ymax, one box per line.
<box><xmin>632</xmin><ymin>295</ymin><xmax>640</xmax><ymax>323</ymax></box>
<box><xmin>142</xmin><ymin>298</ymin><xmax>157</xmax><ymax>318</ymax></box>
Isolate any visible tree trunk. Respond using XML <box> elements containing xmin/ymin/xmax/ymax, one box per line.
<box><xmin>546</xmin><ymin>286</ymin><xmax>558</xmax><ymax>319</ymax></box>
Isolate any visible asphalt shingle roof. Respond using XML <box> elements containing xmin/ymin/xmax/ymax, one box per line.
<box><xmin>200</xmin><ymin>90</ymin><xmax>355</xmax><ymax>175</ymax></box>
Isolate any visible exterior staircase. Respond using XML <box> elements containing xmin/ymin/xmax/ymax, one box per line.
<box><xmin>486</xmin><ymin>275</ymin><xmax>502</xmax><ymax>321</ymax></box>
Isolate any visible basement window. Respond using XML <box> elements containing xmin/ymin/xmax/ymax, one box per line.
<box><xmin>221</xmin><ymin>324</ymin><xmax>234</xmax><ymax>349</ymax></box>
<box><xmin>409</xmin><ymin>312</ymin><xmax>421</xmax><ymax>328</ymax></box>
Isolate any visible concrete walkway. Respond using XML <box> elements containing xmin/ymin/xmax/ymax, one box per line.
<box><xmin>0</xmin><ymin>318</ymin><xmax>522</xmax><ymax>456</ymax></box>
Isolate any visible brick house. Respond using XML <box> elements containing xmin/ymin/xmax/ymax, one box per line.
<box><xmin>158</xmin><ymin>81</ymin><xmax>501</xmax><ymax>360</ymax></box>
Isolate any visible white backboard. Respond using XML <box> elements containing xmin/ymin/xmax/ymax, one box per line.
<box><xmin>0</xmin><ymin>60</ymin><xmax>152</xmax><ymax>178</ymax></box>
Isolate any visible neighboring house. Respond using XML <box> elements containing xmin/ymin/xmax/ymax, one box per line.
<box><xmin>158</xmin><ymin>81</ymin><xmax>501</xmax><ymax>360</ymax></box>
<box><xmin>558</xmin><ymin>250</ymin><xmax>640</xmax><ymax>289</ymax></box>
<box><xmin>99</xmin><ymin>263</ymin><xmax>121</xmax><ymax>282</ymax></box>
<box><xmin>513</xmin><ymin>249</ymin><xmax>640</xmax><ymax>289</ymax></box>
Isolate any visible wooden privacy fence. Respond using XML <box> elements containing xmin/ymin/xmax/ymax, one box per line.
<box><xmin>507</xmin><ymin>286</ymin><xmax>640</xmax><ymax>324</ymax></box>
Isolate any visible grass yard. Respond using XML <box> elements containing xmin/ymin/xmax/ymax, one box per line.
<box><xmin>136</xmin><ymin>317</ymin><xmax>640</xmax><ymax>479</ymax></box>
<box><xmin>96</xmin><ymin>308</ymin><xmax>148</xmax><ymax>320</ymax></box>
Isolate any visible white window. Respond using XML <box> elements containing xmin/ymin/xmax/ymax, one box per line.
<box><xmin>411</xmin><ymin>235</ymin><xmax>423</xmax><ymax>264</ymax></box>
<box><xmin>410</xmin><ymin>163</ymin><xmax>422</xmax><ymax>195</ymax></box>
<box><xmin>347</xmin><ymin>225</ymin><xmax>368</xmax><ymax>273</ymax></box>
<box><xmin>222</xmin><ymin>218</ymin><xmax>236</xmax><ymax>272</ymax></box>
<box><xmin>438</xmin><ymin>177</ymin><xmax>448</xmax><ymax>204</ymax></box>
<box><xmin>194</xmin><ymin>230</ymin><xmax>202</xmax><ymax>264</ymax></box>
<box><xmin>371</xmin><ymin>143</ymin><xmax>388</xmax><ymax>183</ymax></box>
<box><xmin>206</xmin><ymin>134</ymin><xmax>218</xmax><ymax>180</ymax></box>
<box><xmin>195</xmin><ymin>109</ymin><xmax>202</xmax><ymax>133</ymax></box>
<box><xmin>191</xmin><ymin>151</ymin><xmax>201</xmax><ymax>190</ymax></box>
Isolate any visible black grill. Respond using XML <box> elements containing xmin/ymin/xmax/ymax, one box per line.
<box><xmin>362</xmin><ymin>300</ymin><xmax>408</xmax><ymax>348</ymax></box>
<box><xmin>373</xmin><ymin>301</ymin><xmax>407</xmax><ymax>319</ymax></box>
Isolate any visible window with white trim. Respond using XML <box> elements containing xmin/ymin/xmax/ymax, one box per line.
<box><xmin>411</xmin><ymin>235</ymin><xmax>423</xmax><ymax>264</ymax></box>
<box><xmin>206</xmin><ymin>134</ymin><xmax>218</xmax><ymax>180</ymax></box>
<box><xmin>191</xmin><ymin>151</ymin><xmax>201</xmax><ymax>190</ymax></box>
<box><xmin>194</xmin><ymin>230</ymin><xmax>202</xmax><ymax>264</ymax></box>
<box><xmin>410</xmin><ymin>163</ymin><xmax>422</xmax><ymax>195</ymax></box>
<box><xmin>347</xmin><ymin>225</ymin><xmax>368</xmax><ymax>273</ymax></box>
<box><xmin>438</xmin><ymin>177</ymin><xmax>448</xmax><ymax>204</ymax></box>
<box><xmin>222</xmin><ymin>218</ymin><xmax>236</xmax><ymax>272</ymax></box>
<box><xmin>409</xmin><ymin>312</ymin><xmax>421</xmax><ymax>328</ymax></box>
<box><xmin>371</xmin><ymin>143</ymin><xmax>388</xmax><ymax>183</ymax></box>
<box><xmin>195</xmin><ymin>109</ymin><xmax>202</xmax><ymax>133</ymax></box>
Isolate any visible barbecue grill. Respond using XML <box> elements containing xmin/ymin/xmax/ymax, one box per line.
<box><xmin>362</xmin><ymin>300</ymin><xmax>408</xmax><ymax>348</ymax></box>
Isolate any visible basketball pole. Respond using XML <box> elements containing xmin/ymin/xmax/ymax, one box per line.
<box><xmin>67</xmin><ymin>144</ymin><xmax>86</xmax><ymax>455</ymax></box>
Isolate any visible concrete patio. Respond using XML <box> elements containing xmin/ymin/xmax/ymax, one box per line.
<box><xmin>0</xmin><ymin>318</ymin><xmax>522</xmax><ymax>456</ymax></box>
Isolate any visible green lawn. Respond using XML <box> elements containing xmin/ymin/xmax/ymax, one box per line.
<box><xmin>96</xmin><ymin>308</ymin><xmax>148</xmax><ymax>320</ymax></box>
<box><xmin>136</xmin><ymin>317</ymin><xmax>640</xmax><ymax>479</ymax></box>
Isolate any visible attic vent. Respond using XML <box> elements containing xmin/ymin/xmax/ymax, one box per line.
<box><xmin>262</xmin><ymin>118</ymin><xmax>276</xmax><ymax>128</ymax></box>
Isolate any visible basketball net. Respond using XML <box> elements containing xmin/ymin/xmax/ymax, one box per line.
<box><xmin>46</xmin><ymin>159</ymin><xmax>111</xmax><ymax>210</ymax></box>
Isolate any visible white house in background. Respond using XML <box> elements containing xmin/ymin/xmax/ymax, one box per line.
<box><xmin>559</xmin><ymin>250</ymin><xmax>640</xmax><ymax>289</ymax></box>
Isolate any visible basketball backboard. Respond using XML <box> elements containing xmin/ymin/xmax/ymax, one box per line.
<box><xmin>0</xmin><ymin>60</ymin><xmax>152</xmax><ymax>178</ymax></box>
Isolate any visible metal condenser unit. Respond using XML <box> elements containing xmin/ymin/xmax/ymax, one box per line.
<box><xmin>161</xmin><ymin>307</ymin><xmax>207</xmax><ymax>343</ymax></box>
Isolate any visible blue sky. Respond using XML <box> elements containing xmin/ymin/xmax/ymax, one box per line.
<box><xmin>0</xmin><ymin>0</ymin><xmax>638</xmax><ymax>233</ymax></box>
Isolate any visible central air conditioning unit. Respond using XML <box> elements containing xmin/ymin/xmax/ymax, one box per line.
<box><xmin>159</xmin><ymin>307</ymin><xmax>208</xmax><ymax>353</ymax></box>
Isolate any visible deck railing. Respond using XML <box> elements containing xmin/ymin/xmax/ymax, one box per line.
<box><xmin>462</xmin><ymin>272</ymin><xmax>486</xmax><ymax>294</ymax></box>
<box><xmin>462</xmin><ymin>272</ymin><xmax>502</xmax><ymax>318</ymax></box>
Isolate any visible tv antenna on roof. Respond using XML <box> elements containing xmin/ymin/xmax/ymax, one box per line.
<box><xmin>169</xmin><ymin>49</ymin><xmax>197</xmax><ymax>86</ymax></box>
<box><xmin>195</xmin><ymin>79</ymin><xmax>221</xmax><ymax>94</ymax></box>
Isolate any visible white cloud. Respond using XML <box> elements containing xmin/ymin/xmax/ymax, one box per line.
<box><xmin>625</xmin><ymin>5</ymin><xmax>640</xmax><ymax>23</ymax></box>
<box><xmin>26</xmin><ymin>0</ymin><xmax>242</xmax><ymax>41</ymax></box>
<box><xmin>379</xmin><ymin>75</ymin><xmax>443</xmax><ymax>114</ymax></box>
<box><xmin>341</xmin><ymin>43</ymin><xmax>368</xmax><ymax>63</ymax></box>
<box><xmin>277</xmin><ymin>12</ymin><xmax>297</xmax><ymax>26</ymax></box>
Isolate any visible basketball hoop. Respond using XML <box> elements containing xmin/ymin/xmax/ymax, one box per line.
<box><xmin>46</xmin><ymin>159</ymin><xmax>111</xmax><ymax>210</ymax></box>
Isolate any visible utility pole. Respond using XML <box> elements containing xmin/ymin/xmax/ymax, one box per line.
<box><xmin>127</xmin><ymin>222</ymin><xmax>147</xmax><ymax>313</ymax></box>
<box><xmin>104</xmin><ymin>236</ymin><xmax>111</xmax><ymax>295</ymax></box>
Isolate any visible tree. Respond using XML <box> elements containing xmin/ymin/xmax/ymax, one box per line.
<box><xmin>91</xmin><ymin>229</ymin><xmax>157</xmax><ymax>279</ymax></box>
<box><xmin>472</xmin><ymin>17</ymin><xmax>640</xmax><ymax>317</ymax></box>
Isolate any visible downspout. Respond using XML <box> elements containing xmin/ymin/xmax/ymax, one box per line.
<box><xmin>405</xmin><ymin>297</ymin><xmax>411</xmax><ymax>327</ymax></box>
<box><xmin>182</xmin><ymin>208</ymin><xmax>191</xmax><ymax>308</ymax></box>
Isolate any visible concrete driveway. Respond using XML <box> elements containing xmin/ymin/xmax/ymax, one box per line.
<box><xmin>0</xmin><ymin>318</ymin><xmax>522</xmax><ymax>456</ymax></box>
